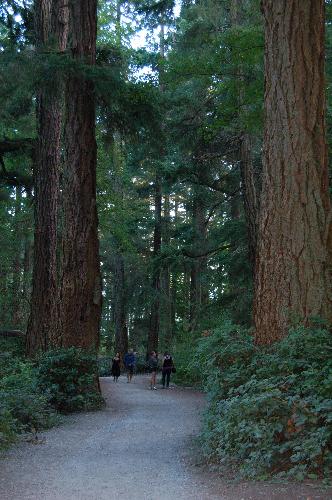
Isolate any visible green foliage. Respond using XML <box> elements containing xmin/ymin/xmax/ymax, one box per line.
<box><xmin>196</xmin><ymin>320</ymin><xmax>332</xmax><ymax>479</ymax></box>
<box><xmin>37</xmin><ymin>348</ymin><xmax>105</xmax><ymax>414</ymax></box>
<box><xmin>0</xmin><ymin>351</ymin><xmax>58</xmax><ymax>449</ymax></box>
<box><xmin>171</xmin><ymin>339</ymin><xmax>201</xmax><ymax>387</ymax></box>
<box><xmin>0</xmin><ymin>345</ymin><xmax>106</xmax><ymax>450</ymax></box>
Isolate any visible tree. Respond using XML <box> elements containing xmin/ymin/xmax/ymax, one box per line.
<box><xmin>26</xmin><ymin>0</ymin><xmax>68</xmax><ymax>355</ymax></box>
<box><xmin>253</xmin><ymin>0</ymin><xmax>332</xmax><ymax>344</ymax></box>
<box><xmin>59</xmin><ymin>0</ymin><xmax>102</xmax><ymax>349</ymax></box>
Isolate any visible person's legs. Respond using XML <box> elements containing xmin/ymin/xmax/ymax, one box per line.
<box><xmin>162</xmin><ymin>370</ymin><xmax>166</xmax><ymax>387</ymax></box>
<box><xmin>151</xmin><ymin>371</ymin><xmax>157</xmax><ymax>388</ymax></box>
<box><xmin>166</xmin><ymin>371</ymin><xmax>170</xmax><ymax>388</ymax></box>
<box><xmin>129</xmin><ymin>366</ymin><xmax>134</xmax><ymax>382</ymax></box>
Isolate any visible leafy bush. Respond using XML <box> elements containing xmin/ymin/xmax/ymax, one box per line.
<box><xmin>98</xmin><ymin>356</ymin><xmax>113</xmax><ymax>377</ymax></box>
<box><xmin>0</xmin><ymin>352</ymin><xmax>57</xmax><ymax>449</ymax></box>
<box><xmin>0</xmin><ymin>404</ymin><xmax>16</xmax><ymax>449</ymax></box>
<box><xmin>37</xmin><ymin>348</ymin><xmax>105</xmax><ymax>413</ymax></box>
<box><xmin>196</xmin><ymin>320</ymin><xmax>332</xmax><ymax>479</ymax></box>
<box><xmin>171</xmin><ymin>340</ymin><xmax>202</xmax><ymax>386</ymax></box>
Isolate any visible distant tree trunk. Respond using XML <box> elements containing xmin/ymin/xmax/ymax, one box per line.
<box><xmin>26</xmin><ymin>0</ymin><xmax>68</xmax><ymax>355</ymax></box>
<box><xmin>148</xmin><ymin>21</ymin><xmax>165</xmax><ymax>355</ymax></box>
<box><xmin>59</xmin><ymin>0</ymin><xmax>102</xmax><ymax>349</ymax></box>
<box><xmin>254</xmin><ymin>0</ymin><xmax>332</xmax><ymax>344</ymax></box>
<box><xmin>148</xmin><ymin>173</ymin><xmax>162</xmax><ymax>354</ymax></box>
<box><xmin>113</xmin><ymin>253</ymin><xmax>128</xmax><ymax>357</ymax></box>
<box><xmin>11</xmin><ymin>188</ymin><xmax>23</xmax><ymax>327</ymax></box>
<box><xmin>161</xmin><ymin>193</ymin><xmax>173</xmax><ymax>348</ymax></box>
<box><xmin>230</xmin><ymin>0</ymin><xmax>260</xmax><ymax>268</ymax></box>
<box><xmin>239</xmin><ymin>134</ymin><xmax>259</xmax><ymax>266</ymax></box>
<box><xmin>189</xmin><ymin>189</ymin><xmax>207</xmax><ymax>332</ymax></box>
<box><xmin>22</xmin><ymin>225</ymin><xmax>33</xmax><ymax>325</ymax></box>
<box><xmin>170</xmin><ymin>196</ymin><xmax>179</xmax><ymax>336</ymax></box>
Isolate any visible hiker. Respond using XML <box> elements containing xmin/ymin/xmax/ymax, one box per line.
<box><xmin>161</xmin><ymin>352</ymin><xmax>175</xmax><ymax>389</ymax></box>
<box><xmin>111</xmin><ymin>353</ymin><xmax>121</xmax><ymax>382</ymax></box>
<box><xmin>124</xmin><ymin>348</ymin><xmax>136</xmax><ymax>383</ymax></box>
<box><xmin>148</xmin><ymin>351</ymin><xmax>158</xmax><ymax>390</ymax></box>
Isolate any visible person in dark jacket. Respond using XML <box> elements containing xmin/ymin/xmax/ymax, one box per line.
<box><xmin>124</xmin><ymin>348</ymin><xmax>136</xmax><ymax>383</ymax></box>
<box><xmin>161</xmin><ymin>352</ymin><xmax>174</xmax><ymax>389</ymax></box>
<box><xmin>148</xmin><ymin>351</ymin><xmax>158</xmax><ymax>390</ymax></box>
<box><xmin>111</xmin><ymin>353</ymin><xmax>121</xmax><ymax>382</ymax></box>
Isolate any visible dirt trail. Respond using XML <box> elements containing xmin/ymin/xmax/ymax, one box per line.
<box><xmin>0</xmin><ymin>376</ymin><xmax>331</xmax><ymax>500</ymax></box>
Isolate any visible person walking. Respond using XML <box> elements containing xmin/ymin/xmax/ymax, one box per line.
<box><xmin>161</xmin><ymin>352</ymin><xmax>174</xmax><ymax>389</ymax></box>
<box><xmin>124</xmin><ymin>348</ymin><xmax>136</xmax><ymax>383</ymax></box>
<box><xmin>111</xmin><ymin>353</ymin><xmax>121</xmax><ymax>382</ymax></box>
<box><xmin>148</xmin><ymin>351</ymin><xmax>158</xmax><ymax>390</ymax></box>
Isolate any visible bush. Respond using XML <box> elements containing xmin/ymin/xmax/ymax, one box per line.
<box><xmin>196</xmin><ymin>320</ymin><xmax>332</xmax><ymax>479</ymax></box>
<box><xmin>171</xmin><ymin>341</ymin><xmax>202</xmax><ymax>387</ymax></box>
<box><xmin>0</xmin><ymin>353</ymin><xmax>58</xmax><ymax>449</ymax></box>
<box><xmin>98</xmin><ymin>356</ymin><xmax>112</xmax><ymax>377</ymax></box>
<box><xmin>0</xmin><ymin>405</ymin><xmax>16</xmax><ymax>449</ymax></box>
<box><xmin>37</xmin><ymin>348</ymin><xmax>105</xmax><ymax>413</ymax></box>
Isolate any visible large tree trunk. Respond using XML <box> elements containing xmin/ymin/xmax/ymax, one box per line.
<box><xmin>253</xmin><ymin>0</ymin><xmax>332</xmax><ymax>344</ymax></box>
<box><xmin>26</xmin><ymin>0</ymin><xmax>68</xmax><ymax>355</ymax></box>
<box><xmin>59</xmin><ymin>0</ymin><xmax>102</xmax><ymax>349</ymax></box>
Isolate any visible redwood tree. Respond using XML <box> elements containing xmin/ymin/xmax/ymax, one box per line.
<box><xmin>59</xmin><ymin>0</ymin><xmax>102</xmax><ymax>349</ymax></box>
<box><xmin>26</xmin><ymin>0</ymin><xmax>68</xmax><ymax>355</ymax></box>
<box><xmin>253</xmin><ymin>0</ymin><xmax>332</xmax><ymax>344</ymax></box>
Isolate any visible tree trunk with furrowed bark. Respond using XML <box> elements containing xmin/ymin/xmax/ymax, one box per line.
<box><xmin>253</xmin><ymin>0</ymin><xmax>332</xmax><ymax>344</ymax></box>
<box><xmin>26</xmin><ymin>0</ymin><xmax>68</xmax><ymax>355</ymax></box>
<box><xmin>59</xmin><ymin>0</ymin><xmax>102</xmax><ymax>349</ymax></box>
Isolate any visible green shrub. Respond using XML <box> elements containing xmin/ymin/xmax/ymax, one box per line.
<box><xmin>0</xmin><ymin>404</ymin><xmax>17</xmax><ymax>449</ymax></box>
<box><xmin>37</xmin><ymin>348</ymin><xmax>105</xmax><ymax>413</ymax></box>
<box><xmin>98</xmin><ymin>356</ymin><xmax>113</xmax><ymax>377</ymax></box>
<box><xmin>197</xmin><ymin>320</ymin><xmax>332</xmax><ymax>479</ymax></box>
<box><xmin>0</xmin><ymin>353</ymin><xmax>58</xmax><ymax>449</ymax></box>
<box><xmin>171</xmin><ymin>341</ymin><xmax>202</xmax><ymax>386</ymax></box>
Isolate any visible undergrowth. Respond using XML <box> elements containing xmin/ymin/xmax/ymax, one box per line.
<box><xmin>195</xmin><ymin>319</ymin><xmax>332</xmax><ymax>479</ymax></box>
<box><xmin>0</xmin><ymin>341</ymin><xmax>104</xmax><ymax>450</ymax></box>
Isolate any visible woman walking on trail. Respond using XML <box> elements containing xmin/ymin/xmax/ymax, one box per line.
<box><xmin>148</xmin><ymin>351</ymin><xmax>158</xmax><ymax>390</ymax></box>
<box><xmin>111</xmin><ymin>353</ymin><xmax>121</xmax><ymax>382</ymax></box>
<box><xmin>124</xmin><ymin>348</ymin><xmax>136</xmax><ymax>383</ymax></box>
<box><xmin>162</xmin><ymin>352</ymin><xmax>175</xmax><ymax>389</ymax></box>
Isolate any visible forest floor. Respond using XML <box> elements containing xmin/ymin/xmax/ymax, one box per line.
<box><xmin>0</xmin><ymin>375</ymin><xmax>331</xmax><ymax>500</ymax></box>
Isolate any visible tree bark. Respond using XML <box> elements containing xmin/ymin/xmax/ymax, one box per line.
<box><xmin>147</xmin><ymin>22</ymin><xmax>165</xmax><ymax>354</ymax></box>
<box><xmin>59</xmin><ymin>0</ymin><xmax>102</xmax><ymax>349</ymax></box>
<box><xmin>161</xmin><ymin>193</ymin><xmax>173</xmax><ymax>349</ymax></box>
<box><xmin>253</xmin><ymin>0</ymin><xmax>332</xmax><ymax>344</ymax></box>
<box><xmin>113</xmin><ymin>253</ymin><xmax>128</xmax><ymax>358</ymax></box>
<box><xmin>26</xmin><ymin>0</ymin><xmax>68</xmax><ymax>355</ymax></box>
<box><xmin>189</xmin><ymin>188</ymin><xmax>208</xmax><ymax>333</ymax></box>
<box><xmin>148</xmin><ymin>173</ymin><xmax>162</xmax><ymax>354</ymax></box>
<box><xmin>10</xmin><ymin>188</ymin><xmax>23</xmax><ymax>328</ymax></box>
<box><xmin>240</xmin><ymin>133</ymin><xmax>259</xmax><ymax>266</ymax></box>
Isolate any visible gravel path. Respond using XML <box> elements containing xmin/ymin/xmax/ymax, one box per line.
<box><xmin>0</xmin><ymin>375</ymin><xmax>331</xmax><ymax>500</ymax></box>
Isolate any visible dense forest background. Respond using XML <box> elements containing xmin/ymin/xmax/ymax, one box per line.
<box><xmin>1</xmin><ymin>0</ymin><xmax>332</xmax><ymax>480</ymax></box>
